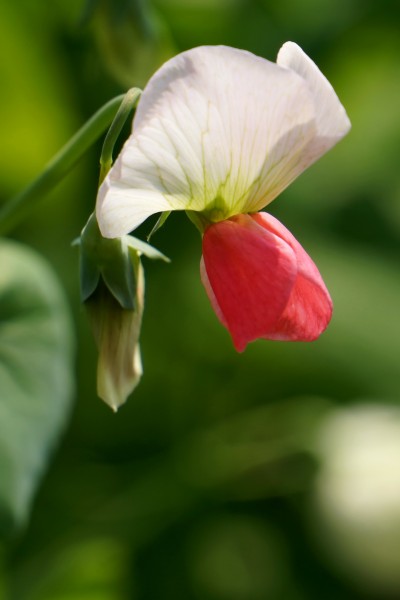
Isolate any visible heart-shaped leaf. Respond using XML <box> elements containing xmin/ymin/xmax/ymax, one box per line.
<box><xmin>0</xmin><ymin>240</ymin><xmax>75</xmax><ymax>536</ymax></box>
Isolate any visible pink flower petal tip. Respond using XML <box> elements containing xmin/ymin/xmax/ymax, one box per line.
<box><xmin>201</xmin><ymin>213</ymin><xmax>333</xmax><ymax>351</ymax></box>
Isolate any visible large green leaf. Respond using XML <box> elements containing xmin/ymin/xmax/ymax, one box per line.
<box><xmin>0</xmin><ymin>240</ymin><xmax>75</xmax><ymax>536</ymax></box>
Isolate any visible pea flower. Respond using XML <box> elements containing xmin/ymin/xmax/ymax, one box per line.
<box><xmin>96</xmin><ymin>43</ymin><xmax>350</xmax><ymax>350</ymax></box>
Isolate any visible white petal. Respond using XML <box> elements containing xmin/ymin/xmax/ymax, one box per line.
<box><xmin>97</xmin><ymin>176</ymin><xmax>172</xmax><ymax>239</ymax></box>
<box><xmin>97</xmin><ymin>45</ymin><xmax>318</xmax><ymax>237</ymax></box>
<box><xmin>277</xmin><ymin>42</ymin><xmax>351</xmax><ymax>168</ymax></box>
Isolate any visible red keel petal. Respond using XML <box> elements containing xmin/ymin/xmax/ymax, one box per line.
<box><xmin>252</xmin><ymin>212</ymin><xmax>333</xmax><ymax>341</ymax></box>
<box><xmin>201</xmin><ymin>213</ymin><xmax>332</xmax><ymax>350</ymax></box>
<box><xmin>202</xmin><ymin>214</ymin><xmax>297</xmax><ymax>351</ymax></box>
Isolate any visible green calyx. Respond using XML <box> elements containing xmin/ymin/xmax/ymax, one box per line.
<box><xmin>202</xmin><ymin>195</ymin><xmax>231</xmax><ymax>223</ymax></box>
<box><xmin>186</xmin><ymin>195</ymin><xmax>232</xmax><ymax>234</ymax></box>
<box><xmin>79</xmin><ymin>214</ymin><xmax>138</xmax><ymax>309</ymax></box>
<box><xmin>78</xmin><ymin>213</ymin><xmax>168</xmax><ymax>310</ymax></box>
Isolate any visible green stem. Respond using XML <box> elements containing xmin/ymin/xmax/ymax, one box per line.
<box><xmin>0</xmin><ymin>94</ymin><xmax>126</xmax><ymax>235</ymax></box>
<box><xmin>99</xmin><ymin>87</ymin><xmax>141</xmax><ymax>184</ymax></box>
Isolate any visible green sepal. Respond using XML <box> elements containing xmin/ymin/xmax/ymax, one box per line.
<box><xmin>125</xmin><ymin>234</ymin><xmax>170</xmax><ymax>262</ymax></box>
<box><xmin>147</xmin><ymin>211</ymin><xmax>171</xmax><ymax>241</ymax></box>
<box><xmin>101</xmin><ymin>239</ymin><xmax>137</xmax><ymax>310</ymax></box>
<box><xmin>79</xmin><ymin>213</ymin><xmax>137</xmax><ymax>309</ymax></box>
<box><xmin>79</xmin><ymin>213</ymin><xmax>168</xmax><ymax>310</ymax></box>
<box><xmin>80</xmin><ymin>246</ymin><xmax>101</xmax><ymax>302</ymax></box>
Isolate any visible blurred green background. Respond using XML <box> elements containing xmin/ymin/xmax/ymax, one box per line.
<box><xmin>1</xmin><ymin>0</ymin><xmax>400</xmax><ymax>598</ymax></box>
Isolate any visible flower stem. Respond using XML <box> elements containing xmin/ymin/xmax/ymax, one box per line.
<box><xmin>99</xmin><ymin>87</ymin><xmax>142</xmax><ymax>184</ymax></box>
<box><xmin>0</xmin><ymin>91</ymin><xmax>139</xmax><ymax>236</ymax></box>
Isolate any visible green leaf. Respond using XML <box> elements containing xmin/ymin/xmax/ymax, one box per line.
<box><xmin>0</xmin><ymin>240</ymin><xmax>75</xmax><ymax>536</ymax></box>
<box><xmin>125</xmin><ymin>234</ymin><xmax>170</xmax><ymax>262</ymax></box>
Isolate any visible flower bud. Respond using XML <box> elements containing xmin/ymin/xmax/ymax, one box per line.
<box><xmin>86</xmin><ymin>262</ymin><xmax>144</xmax><ymax>411</ymax></box>
<box><xmin>78</xmin><ymin>213</ymin><xmax>168</xmax><ymax>409</ymax></box>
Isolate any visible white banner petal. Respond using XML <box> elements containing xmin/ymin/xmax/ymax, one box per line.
<box><xmin>277</xmin><ymin>42</ymin><xmax>351</xmax><ymax>170</ymax></box>
<box><xmin>97</xmin><ymin>45</ymin><xmax>319</xmax><ymax>237</ymax></box>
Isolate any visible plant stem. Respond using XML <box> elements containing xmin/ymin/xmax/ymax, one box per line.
<box><xmin>0</xmin><ymin>94</ymin><xmax>132</xmax><ymax>235</ymax></box>
<box><xmin>99</xmin><ymin>87</ymin><xmax>141</xmax><ymax>184</ymax></box>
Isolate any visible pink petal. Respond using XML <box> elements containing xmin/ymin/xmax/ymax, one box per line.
<box><xmin>252</xmin><ymin>212</ymin><xmax>333</xmax><ymax>341</ymax></box>
<box><xmin>201</xmin><ymin>214</ymin><xmax>297</xmax><ymax>351</ymax></box>
<box><xmin>201</xmin><ymin>213</ymin><xmax>333</xmax><ymax>350</ymax></box>
<box><xmin>200</xmin><ymin>256</ymin><xmax>228</xmax><ymax>329</ymax></box>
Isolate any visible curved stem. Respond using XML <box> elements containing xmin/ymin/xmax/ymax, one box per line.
<box><xmin>99</xmin><ymin>87</ymin><xmax>141</xmax><ymax>184</ymax></box>
<box><xmin>0</xmin><ymin>94</ymin><xmax>125</xmax><ymax>235</ymax></box>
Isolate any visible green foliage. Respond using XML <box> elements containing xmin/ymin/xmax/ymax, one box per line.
<box><xmin>0</xmin><ymin>1</ymin><xmax>77</xmax><ymax>194</ymax></box>
<box><xmin>87</xmin><ymin>0</ymin><xmax>176</xmax><ymax>87</ymax></box>
<box><xmin>0</xmin><ymin>241</ymin><xmax>74</xmax><ymax>536</ymax></box>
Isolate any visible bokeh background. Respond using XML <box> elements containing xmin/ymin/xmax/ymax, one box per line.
<box><xmin>1</xmin><ymin>0</ymin><xmax>400</xmax><ymax>598</ymax></box>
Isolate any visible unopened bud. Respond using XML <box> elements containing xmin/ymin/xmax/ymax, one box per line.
<box><xmin>77</xmin><ymin>213</ymin><xmax>168</xmax><ymax>410</ymax></box>
<box><xmin>87</xmin><ymin>261</ymin><xmax>144</xmax><ymax>411</ymax></box>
